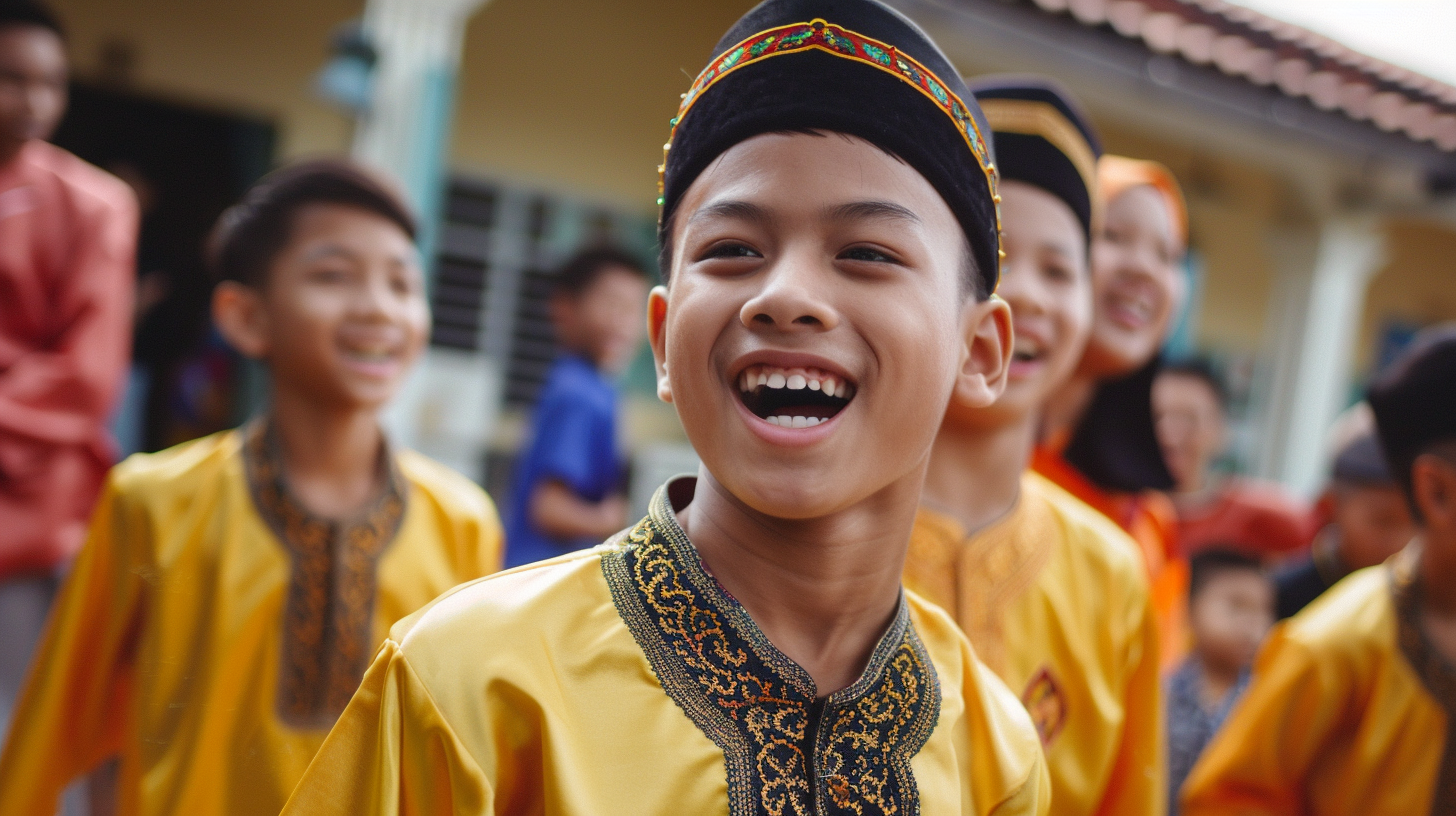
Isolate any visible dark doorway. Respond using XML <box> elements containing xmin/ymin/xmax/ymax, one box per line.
<box><xmin>50</xmin><ymin>83</ymin><xmax>275</xmax><ymax>451</ymax></box>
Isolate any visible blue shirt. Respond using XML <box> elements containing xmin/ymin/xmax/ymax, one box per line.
<box><xmin>504</xmin><ymin>354</ymin><xmax>623</xmax><ymax>568</ymax></box>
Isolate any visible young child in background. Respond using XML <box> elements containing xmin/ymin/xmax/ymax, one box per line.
<box><xmin>282</xmin><ymin>1</ymin><xmax>1050</xmax><ymax>813</ymax></box>
<box><xmin>905</xmin><ymin>76</ymin><xmax>1165</xmax><ymax>816</ymax></box>
<box><xmin>1274</xmin><ymin>430</ymin><xmax>1415</xmax><ymax>618</ymax></box>
<box><xmin>1154</xmin><ymin>359</ymin><xmax>1310</xmax><ymax>561</ymax></box>
<box><xmin>504</xmin><ymin>247</ymin><xmax>648</xmax><ymax>567</ymax></box>
<box><xmin>0</xmin><ymin>160</ymin><xmax>504</xmax><ymax>816</ymax></box>
<box><xmin>1165</xmin><ymin>548</ymin><xmax>1273</xmax><ymax>814</ymax></box>
<box><xmin>1183</xmin><ymin>326</ymin><xmax>1456</xmax><ymax>816</ymax></box>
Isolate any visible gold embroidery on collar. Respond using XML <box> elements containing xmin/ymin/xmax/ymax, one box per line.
<box><xmin>243</xmin><ymin>418</ymin><xmax>406</xmax><ymax>729</ymax></box>
<box><xmin>1391</xmin><ymin>554</ymin><xmax>1456</xmax><ymax>812</ymax></box>
<box><xmin>603</xmin><ymin>481</ymin><xmax>940</xmax><ymax>816</ymax></box>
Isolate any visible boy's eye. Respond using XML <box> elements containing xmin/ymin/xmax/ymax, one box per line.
<box><xmin>700</xmin><ymin>242</ymin><xmax>762</xmax><ymax>261</ymax></box>
<box><xmin>309</xmin><ymin>267</ymin><xmax>353</xmax><ymax>283</ymax></box>
<box><xmin>838</xmin><ymin>246</ymin><xmax>898</xmax><ymax>264</ymax></box>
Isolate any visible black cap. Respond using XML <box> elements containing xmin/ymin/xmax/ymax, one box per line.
<box><xmin>969</xmin><ymin>75</ymin><xmax>1102</xmax><ymax>243</ymax></box>
<box><xmin>1368</xmin><ymin>325</ymin><xmax>1456</xmax><ymax>497</ymax></box>
<box><xmin>658</xmin><ymin>0</ymin><xmax>1001</xmax><ymax>295</ymax></box>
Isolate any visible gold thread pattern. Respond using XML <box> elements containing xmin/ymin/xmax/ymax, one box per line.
<box><xmin>602</xmin><ymin>482</ymin><xmax>940</xmax><ymax>815</ymax></box>
<box><xmin>243</xmin><ymin>419</ymin><xmax>406</xmax><ymax>729</ymax></box>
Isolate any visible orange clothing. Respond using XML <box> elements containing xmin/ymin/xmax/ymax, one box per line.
<box><xmin>1181</xmin><ymin>553</ymin><xmax>1446</xmax><ymax>815</ymax></box>
<box><xmin>1034</xmin><ymin>443</ymin><xmax>1188</xmax><ymax>671</ymax></box>
<box><xmin>1176</xmin><ymin>479</ymin><xmax>1312</xmax><ymax>560</ymax></box>
<box><xmin>0</xmin><ymin>140</ymin><xmax>138</xmax><ymax>578</ymax></box>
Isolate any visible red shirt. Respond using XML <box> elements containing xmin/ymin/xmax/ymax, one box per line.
<box><xmin>1176</xmin><ymin>479</ymin><xmax>1312</xmax><ymax>561</ymax></box>
<box><xmin>0</xmin><ymin>140</ymin><xmax>137</xmax><ymax>578</ymax></box>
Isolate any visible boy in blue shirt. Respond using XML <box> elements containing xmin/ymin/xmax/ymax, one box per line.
<box><xmin>505</xmin><ymin>247</ymin><xmax>649</xmax><ymax>567</ymax></box>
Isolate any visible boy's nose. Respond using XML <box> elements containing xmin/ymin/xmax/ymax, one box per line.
<box><xmin>739</xmin><ymin>258</ymin><xmax>839</xmax><ymax>332</ymax></box>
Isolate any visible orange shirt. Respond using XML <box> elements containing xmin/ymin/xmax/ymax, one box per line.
<box><xmin>1034</xmin><ymin>443</ymin><xmax>1188</xmax><ymax>671</ymax></box>
<box><xmin>0</xmin><ymin>140</ymin><xmax>137</xmax><ymax>578</ymax></box>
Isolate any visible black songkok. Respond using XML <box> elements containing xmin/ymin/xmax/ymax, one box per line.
<box><xmin>969</xmin><ymin>75</ymin><xmax>1102</xmax><ymax>242</ymax></box>
<box><xmin>1331</xmin><ymin>433</ymin><xmax>1396</xmax><ymax>487</ymax></box>
<box><xmin>1368</xmin><ymin>325</ymin><xmax>1456</xmax><ymax>497</ymax></box>
<box><xmin>658</xmin><ymin>0</ymin><xmax>1001</xmax><ymax>295</ymax></box>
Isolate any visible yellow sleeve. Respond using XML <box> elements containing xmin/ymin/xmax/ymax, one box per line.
<box><xmin>0</xmin><ymin>474</ymin><xmax>144</xmax><ymax>815</ymax></box>
<box><xmin>1180</xmin><ymin>627</ymin><xmax>1345</xmax><ymax>816</ymax></box>
<box><xmin>1093</xmin><ymin>577</ymin><xmax>1166</xmax><ymax>816</ymax></box>
<box><xmin>282</xmin><ymin>638</ymin><xmax>491</xmax><ymax>816</ymax></box>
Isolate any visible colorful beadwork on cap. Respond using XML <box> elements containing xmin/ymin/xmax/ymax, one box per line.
<box><xmin>658</xmin><ymin>18</ymin><xmax>1003</xmax><ymax>267</ymax></box>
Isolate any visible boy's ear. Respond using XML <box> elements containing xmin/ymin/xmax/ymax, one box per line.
<box><xmin>647</xmin><ymin>286</ymin><xmax>672</xmax><ymax>404</ymax></box>
<box><xmin>951</xmin><ymin>293</ymin><xmax>1013</xmax><ymax>410</ymax></box>
<box><xmin>212</xmin><ymin>281</ymin><xmax>270</xmax><ymax>360</ymax></box>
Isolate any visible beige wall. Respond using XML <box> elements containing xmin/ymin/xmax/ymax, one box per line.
<box><xmin>50</xmin><ymin>0</ymin><xmax>360</xmax><ymax>158</ymax></box>
<box><xmin>1358</xmin><ymin>220</ymin><xmax>1456</xmax><ymax>372</ymax></box>
<box><xmin>450</xmin><ymin>0</ymin><xmax>753</xmax><ymax>212</ymax></box>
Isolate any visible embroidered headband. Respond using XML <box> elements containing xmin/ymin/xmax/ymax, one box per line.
<box><xmin>657</xmin><ymin>0</ymin><xmax>1004</xmax><ymax>295</ymax></box>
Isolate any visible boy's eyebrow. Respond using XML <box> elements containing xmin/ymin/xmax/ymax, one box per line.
<box><xmin>300</xmin><ymin>243</ymin><xmax>358</xmax><ymax>263</ymax></box>
<box><xmin>686</xmin><ymin>199</ymin><xmax>771</xmax><ymax>227</ymax></box>
<box><xmin>825</xmin><ymin>200</ymin><xmax>922</xmax><ymax>225</ymax></box>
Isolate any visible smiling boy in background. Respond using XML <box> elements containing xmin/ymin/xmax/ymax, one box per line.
<box><xmin>282</xmin><ymin>1</ymin><xmax>1050</xmax><ymax>813</ymax></box>
<box><xmin>905</xmin><ymin>76</ymin><xmax>1164</xmax><ymax>816</ymax></box>
<box><xmin>0</xmin><ymin>160</ymin><xmax>503</xmax><ymax>816</ymax></box>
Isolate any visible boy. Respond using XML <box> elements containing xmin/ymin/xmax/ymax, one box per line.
<box><xmin>1153</xmin><ymin>359</ymin><xmax>1309</xmax><ymax>560</ymax></box>
<box><xmin>504</xmin><ymin>247</ymin><xmax>648</xmax><ymax>567</ymax></box>
<box><xmin>1165</xmin><ymin>549</ymin><xmax>1273</xmax><ymax>815</ymax></box>
<box><xmin>0</xmin><ymin>0</ymin><xmax>137</xmax><ymax>736</ymax></box>
<box><xmin>1183</xmin><ymin>325</ymin><xmax>1456</xmax><ymax>815</ymax></box>
<box><xmin>1274</xmin><ymin>431</ymin><xmax>1414</xmax><ymax>618</ymax></box>
<box><xmin>0</xmin><ymin>160</ymin><xmax>504</xmax><ymax>816</ymax></box>
<box><xmin>283</xmin><ymin>1</ymin><xmax>1048</xmax><ymax>813</ymax></box>
<box><xmin>905</xmin><ymin>77</ymin><xmax>1165</xmax><ymax>815</ymax></box>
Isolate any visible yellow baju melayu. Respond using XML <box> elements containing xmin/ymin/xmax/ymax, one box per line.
<box><xmin>0</xmin><ymin>422</ymin><xmax>504</xmax><ymax>816</ymax></box>
<box><xmin>905</xmin><ymin>472</ymin><xmax>1165</xmax><ymax>816</ymax></box>
<box><xmin>283</xmin><ymin>478</ymin><xmax>1051</xmax><ymax>816</ymax></box>
<box><xmin>1181</xmin><ymin>548</ymin><xmax>1453</xmax><ymax>816</ymax></box>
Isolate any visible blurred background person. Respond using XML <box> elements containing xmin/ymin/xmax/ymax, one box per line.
<box><xmin>1036</xmin><ymin>154</ymin><xmax>1190</xmax><ymax>670</ymax></box>
<box><xmin>0</xmin><ymin>0</ymin><xmax>136</xmax><ymax>741</ymax></box>
<box><xmin>504</xmin><ymin>247</ymin><xmax>648</xmax><ymax>568</ymax></box>
<box><xmin>1166</xmin><ymin>548</ymin><xmax>1274</xmax><ymax>815</ymax></box>
<box><xmin>1154</xmin><ymin>357</ymin><xmax>1310</xmax><ymax>562</ymax></box>
<box><xmin>1183</xmin><ymin>325</ymin><xmax>1456</xmax><ymax>816</ymax></box>
<box><xmin>1274</xmin><ymin>430</ymin><xmax>1415</xmax><ymax>619</ymax></box>
<box><xmin>0</xmin><ymin>160</ymin><xmax>503</xmax><ymax>816</ymax></box>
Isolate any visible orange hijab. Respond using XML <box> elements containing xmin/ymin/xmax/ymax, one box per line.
<box><xmin>1096</xmin><ymin>154</ymin><xmax>1187</xmax><ymax>247</ymax></box>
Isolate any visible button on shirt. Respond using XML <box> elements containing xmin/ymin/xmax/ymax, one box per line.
<box><xmin>505</xmin><ymin>354</ymin><xmax>622</xmax><ymax>568</ymax></box>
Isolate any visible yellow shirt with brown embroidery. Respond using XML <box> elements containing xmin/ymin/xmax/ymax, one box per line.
<box><xmin>282</xmin><ymin>479</ymin><xmax>1050</xmax><ymax>816</ymax></box>
<box><xmin>0</xmin><ymin>428</ymin><xmax>504</xmax><ymax>816</ymax></box>
<box><xmin>905</xmin><ymin>471</ymin><xmax>1165</xmax><ymax>816</ymax></box>
<box><xmin>1181</xmin><ymin>555</ymin><xmax>1448</xmax><ymax>816</ymax></box>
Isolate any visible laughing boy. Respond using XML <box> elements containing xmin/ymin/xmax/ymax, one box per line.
<box><xmin>283</xmin><ymin>1</ymin><xmax>1048</xmax><ymax>813</ymax></box>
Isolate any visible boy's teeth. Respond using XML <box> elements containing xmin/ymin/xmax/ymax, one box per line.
<box><xmin>736</xmin><ymin>365</ymin><xmax>857</xmax><ymax>398</ymax></box>
<box><xmin>787</xmin><ymin>374</ymin><xmax>806</xmax><ymax>390</ymax></box>
<box><xmin>808</xmin><ymin>378</ymin><xmax>821</xmax><ymax>391</ymax></box>
<box><xmin>767</xmin><ymin>415</ymin><xmax>822</xmax><ymax>428</ymax></box>
<box><xmin>767</xmin><ymin>372</ymin><xmax>786</xmax><ymax>389</ymax></box>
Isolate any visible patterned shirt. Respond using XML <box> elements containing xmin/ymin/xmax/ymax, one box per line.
<box><xmin>1166</xmin><ymin>658</ymin><xmax>1249</xmax><ymax>815</ymax></box>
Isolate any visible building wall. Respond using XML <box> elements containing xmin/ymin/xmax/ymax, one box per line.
<box><xmin>49</xmin><ymin>0</ymin><xmax>359</xmax><ymax>158</ymax></box>
<box><xmin>1358</xmin><ymin>219</ymin><xmax>1456</xmax><ymax>373</ymax></box>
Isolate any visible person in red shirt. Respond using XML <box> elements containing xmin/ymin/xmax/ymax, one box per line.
<box><xmin>1154</xmin><ymin>357</ymin><xmax>1311</xmax><ymax>561</ymax></box>
<box><xmin>0</xmin><ymin>0</ymin><xmax>137</xmax><ymax>738</ymax></box>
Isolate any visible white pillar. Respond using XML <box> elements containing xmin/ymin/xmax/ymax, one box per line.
<box><xmin>352</xmin><ymin>0</ymin><xmax>488</xmax><ymax>252</ymax></box>
<box><xmin>1256</xmin><ymin>217</ymin><xmax>1385</xmax><ymax>497</ymax></box>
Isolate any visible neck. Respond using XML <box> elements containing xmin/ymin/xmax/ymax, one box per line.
<box><xmin>922</xmin><ymin>413</ymin><xmax>1033</xmax><ymax>535</ymax></box>
<box><xmin>1421</xmin><ymin>533</ymin><xmax>1456</xmax><ymax>614</ymax></box>
<box><xmin>680</xmin><ymin>468</ymin><xmax>918</xmax><ymax>697</ymax></box>
<box><xmin>269</xmin><ymin>387</ymin><xmax>385</xmax><ymax>520</ymax></box>
<box><xmin>1172</xmin><ymin>473</ymin><xmax>1222</xmax><ymax>512</ymax></box>
<box><xmin>1039</xmin><ymin>373</ymin><xmax>1096</xmax><ymax>443</ymax></box>
<box><xmin>1198</xmin><ymin>653</ymin><xmax>1242</xmax><ymax>705</ymax></box>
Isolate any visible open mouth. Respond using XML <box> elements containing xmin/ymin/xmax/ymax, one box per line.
<box><xmin>736</xmin><ymin>365</ymin><xmax>856</xmax><ymax>428</ymax></box>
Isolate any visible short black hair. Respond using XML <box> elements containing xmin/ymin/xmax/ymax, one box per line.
<box><xmin>553</xmin><ymin>246</ymin><xmax>648</xmax><ymax>298</ymax></box>
<box><xmin>0</xmin><ymin>0</ymin><xmax>64</xmax><ymax>38</ymax></box>
<box><xmin>1160</xmin><ymin>356</ymin><xmax>1228</xmax><ymax>409</ymax></box>
<box><xmin>208</xmin><ymin>159</ymin><xmax>416</xmax><ymax>289</ymax></box>
<box><xmin>1189</xmin><ymin>547</ymin><xmax>1265</xmax><ymax>601</ymax></box>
